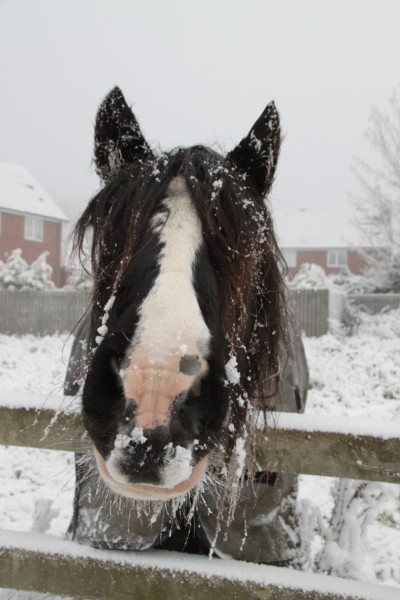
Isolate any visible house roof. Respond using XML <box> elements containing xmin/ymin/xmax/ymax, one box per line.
<box><xmin>274</xmin><ymin>205</ymin><xmax>364</xmax><ymax>249</ymax></box>
<box><xmin>0</xmin><ymin>163</ymin><xmax>68</xmax><ymax>222</ymax></box>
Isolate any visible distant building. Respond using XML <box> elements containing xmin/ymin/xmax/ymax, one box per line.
<box><xmin>0</xmin><ymin>163</ymin><xmax>68</xmax><ymax>286</ymax></box>
<box><xmin>275</xmin><ymin>206</ymin><xmax>371</xmax><ymax>279</ymax></box>
<box><xmin>280</xmin><ymin>246</ymin><xmax>370</xmax><ymax>278</ymax></box>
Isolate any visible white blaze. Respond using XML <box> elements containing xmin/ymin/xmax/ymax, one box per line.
<box><xmin>132</xmin><ymin>175</ymin><xmax>210</xmax><ymax>356</ymax></box>
<box><xmin>121</xmin><ymin>176</ymin><xmax>211</xmax><ymax>429</ymax></box>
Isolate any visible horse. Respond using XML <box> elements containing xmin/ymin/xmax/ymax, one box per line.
<box><xmin>65</xmin><ymin>87</ymin><xmax>306</xmax><ymax>562</ymax></box>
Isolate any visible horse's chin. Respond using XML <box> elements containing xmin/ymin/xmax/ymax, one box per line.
<box><xmin>94</xmin><ymin>450</ymin><xmax>208</xmax><ymax>500</ymax></box>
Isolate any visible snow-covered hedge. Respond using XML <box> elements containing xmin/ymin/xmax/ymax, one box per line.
<box><xmin>288</xmin><ymin>263</ymin><xmax>331</xmax><ymax>290</ymax></box>
<box><xmin>0</xmin><ymin>249</ymin><xmax>55</xmax><ymax>291</ymax></box>
<box><xmin>288</xmin><ymin>262</ymin><xmax>400</xmax><ymax>295</ymax></box>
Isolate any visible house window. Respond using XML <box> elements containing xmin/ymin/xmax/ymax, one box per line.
<box><xmin>24</xmin><ymin>217</ymin><xmax>44</xmax><ymax>242</ymax></box>
<box><xmin>327</xmin><ymin>249</ymin><xmax>347</xmax><ymax>267</ymax></box>
<box><xmin>282</xmin><ymin>248</ymin><xmax>297</xmax><ymax>268</ymax></box>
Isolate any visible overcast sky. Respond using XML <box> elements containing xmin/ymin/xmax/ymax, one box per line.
<box><xmin>1</xmin><ymin>0</ymin><xmax>399</xmax><ymax>247</ymax></box>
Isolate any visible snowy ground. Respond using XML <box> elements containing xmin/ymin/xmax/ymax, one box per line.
<box><xmin>297</xmin><ymin>310</ymin><xmax>400</xmax><ymax>588</ymax></box>
<box><xmin>0</xmin><ymin>310</ymin><xmax>399</xmax><ymax>596</ymax></box>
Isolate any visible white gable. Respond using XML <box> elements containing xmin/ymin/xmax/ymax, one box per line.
<box><xmin>0</xmin><ymin>163</ymin><xmax>68</xmax><ymax>222</ymax></box>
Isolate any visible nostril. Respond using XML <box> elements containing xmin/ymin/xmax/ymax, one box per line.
<box><xmin>123</xmin><ymin>400</ymin><xmax>136</xmax><ymax>416</ymax></box>
<box><xmin>179</xmin><ymin>354</ymin><xmax>201</xmax><ymax>376</ymax></box>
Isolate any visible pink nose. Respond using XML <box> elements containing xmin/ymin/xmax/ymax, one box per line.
<box><xmin>123</xmin><ymin>366</ymin><xmax>193</xmax><ymax>429</ymax></box>
<box><xmin>133</xmin><ymin>393</ymin><xmax>174</xmax><ymax>428</ymax></box>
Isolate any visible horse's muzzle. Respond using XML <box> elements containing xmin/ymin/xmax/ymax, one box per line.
<box><xmin>95</xmin><ymin>448</ymin><xmax>208</xmax><ymax>500</ymax></box>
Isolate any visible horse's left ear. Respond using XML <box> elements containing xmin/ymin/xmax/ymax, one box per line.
<box><xmin>94</xmin><ymin>86</ymin><xmax>154</xmax><ymax>181</ymax></box>
<box><xmin>227</xmin><ymin>102</ymin><xmax>281</xmax><ymax>197</ymax></box>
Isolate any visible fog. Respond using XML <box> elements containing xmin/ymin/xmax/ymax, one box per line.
<box><xmin>0</xmin><ymin>0</ymin><xmax>399</xmax><ymax>246</ymax></box>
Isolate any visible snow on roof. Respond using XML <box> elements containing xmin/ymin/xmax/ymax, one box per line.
<box><xmin>274</xmin><ymin>205</ymin><xmax>364</xmax><ymax>249</ymax></box>
<box><xmin>0</xmin><ymin>162</ymin><xmax>68</xmax><ymax>222</ymax></box>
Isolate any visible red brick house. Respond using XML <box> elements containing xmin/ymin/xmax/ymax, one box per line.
<box><xmin>0</xmin><ymin>163</ymin><xmax>68</xmax><ymax>287</ymax></box>
<box><xmin>275</xmin><ymin>206</ymin><xmax>371</xmax><ymax>279</ymax></box>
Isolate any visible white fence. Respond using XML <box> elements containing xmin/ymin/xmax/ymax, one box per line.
<box><xmin>0</xmin><ymin>289</ymin><xmax>399</xmax><ymax>338</ymax></box>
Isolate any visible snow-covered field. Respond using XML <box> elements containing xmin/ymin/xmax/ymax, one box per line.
<box><xmin>0</xmin><ymin>309</ymin><xmax>399</xmax><ymax>596</ymax></box>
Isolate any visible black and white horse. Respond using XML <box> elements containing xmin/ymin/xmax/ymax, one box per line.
<box><xmin>70</xmin><ymin>87</ymin><xmax>287</xmax><ymax>509</ymax></box>
<box><xmin>66</xmin><ymin>87</ymin><xmax>309</xmax><ymax>561</ymax></box>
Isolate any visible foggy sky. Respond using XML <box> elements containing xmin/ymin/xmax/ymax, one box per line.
<box><xmin>0</xmin><ymin>0</ymin><xmax>399</xmax><ymax>246</ymax></box>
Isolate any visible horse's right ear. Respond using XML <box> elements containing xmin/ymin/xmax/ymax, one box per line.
<box><xmin>94</xmin><ymin>87</ymin><xmax>154</xmax><ymax>181</ymax></box>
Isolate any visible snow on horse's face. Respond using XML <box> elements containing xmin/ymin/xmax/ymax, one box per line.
<box><xmin>77</xmin><ymin>87</ymin><xmax>282</xmax><ymax>500</ymax></box>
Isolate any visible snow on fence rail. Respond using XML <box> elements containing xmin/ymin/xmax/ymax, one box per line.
<box><xmin>1</xmin><ymin>392</ymin><xmax>400</xmax><ymax>599</ymax></box>
<box><xmin>2</xmin><ymin>529</ymin><xmax>399</xmax><ymax>600</ymax></box>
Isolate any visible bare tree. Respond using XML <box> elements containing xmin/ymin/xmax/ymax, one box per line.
<box><xmin>352</xmin><ymin>86</ymin><xmax>400</xmax><ymax>292</ymax></box>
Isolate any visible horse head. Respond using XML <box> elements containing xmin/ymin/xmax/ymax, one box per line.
<box><xmin>74</xmin><ymin>87</ymin><xmax>285</xmax><ymax>501</ymax></box>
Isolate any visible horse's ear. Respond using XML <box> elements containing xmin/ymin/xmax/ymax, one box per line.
<box><xmin>94</xmin><ymin>86</ymin><xmax>154</xmax><ymax>181</ymax></box>
<box><xmin>227</xmin><ymin>102</ymin><xmax>281</xmax><ymax>197</ymax></box>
